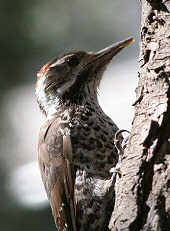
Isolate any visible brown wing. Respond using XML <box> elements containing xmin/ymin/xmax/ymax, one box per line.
<box><xmin>38</xmin><ymin>118</ymin><xmax>76</xmax><ymax>231</ymax></box>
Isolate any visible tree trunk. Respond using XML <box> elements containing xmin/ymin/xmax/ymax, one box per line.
<box><xmin>109</xmin><ymin>1</ymin><xmax>170</xmax><ymax>230</ymax></box>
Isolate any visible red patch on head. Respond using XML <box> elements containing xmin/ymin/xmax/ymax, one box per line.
<box><xmin>39</xmin><ymin>63</ymin><xmax>50</xmax><ymax>76</ymax></box>
<box><xmin>35</xmin><ymin>81</ymin><xmax>39</xmax><ymax>90</ymax></box>
<box><xmin>36</xmin><ymin>63</ymin><xmax>50</xmax><ymax>90</ymax></box>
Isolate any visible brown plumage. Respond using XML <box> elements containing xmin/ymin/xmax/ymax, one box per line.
<box><xmin>36</xmin><ymin>38</ymin><xmax>134</xmax><ymax>231</ymax></box>
<box><xmin>38</xmin><ymin>116</ymin><xmax>76</xmax><ymax>230</ymax></box>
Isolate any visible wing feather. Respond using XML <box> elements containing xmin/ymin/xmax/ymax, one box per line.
<box><xmin>38</xmin><ymin>118</ymin><xmax>76</xmax><ymax>231</ymax></box>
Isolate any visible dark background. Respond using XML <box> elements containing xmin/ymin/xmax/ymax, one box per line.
<box><xmin>0</xmin><ymin>1</ymin><xmax>140</xmax><ymax>230</ymax></box>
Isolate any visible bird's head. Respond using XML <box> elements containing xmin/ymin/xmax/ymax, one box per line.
<box><xmin>35</xmin><ymin>37</ymin><xmax>134</xmax><ymax>117</ymax></box>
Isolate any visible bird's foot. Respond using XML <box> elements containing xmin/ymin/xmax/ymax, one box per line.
<box><xmin>114</xmin><ymin>129</ymin><xmax>130</xmax><ymax>163</ymax></box>
<box><xmin>109</xmin><ymin>162</ymin><xmax>122</xmax><ymax>178</ymax></box>
<box><xmin>110</xmin><ymin>129</ymin><xmax>130</xmax><ymax>181</ymax></box>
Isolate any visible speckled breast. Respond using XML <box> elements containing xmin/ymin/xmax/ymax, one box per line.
<box><xmin>70</xmin><ymin>102</ymin><xmax>119</xmax><ymax>175</ymax></box>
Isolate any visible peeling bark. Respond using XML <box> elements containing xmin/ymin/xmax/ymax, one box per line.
<box><xmin>109</xmin><ymin>1</ymin><xmax>170</xmax><ymax>230</ymax></box>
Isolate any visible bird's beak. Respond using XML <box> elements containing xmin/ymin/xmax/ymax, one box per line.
<box><xmin>88</xmin><ymin>37</ymin><xmax>134</xmax><ymax>67</ymax></box>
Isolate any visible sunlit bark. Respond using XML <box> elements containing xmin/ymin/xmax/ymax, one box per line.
<box><xmin>109</xmin><ymin>1</ymin><xmax>170</xmax><ymax>230</ymax></box>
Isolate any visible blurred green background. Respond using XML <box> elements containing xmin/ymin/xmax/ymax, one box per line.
<box><xmin>0</xmin><ymin>0</ymin><xmax>140</xmax><ymax>230</ymax></box>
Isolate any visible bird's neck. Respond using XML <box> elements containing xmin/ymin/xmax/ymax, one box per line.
<box><xmin>46</xmin><ymin>90</ymin><xmax>99</xmax><ymax>120</ymax></box>
<box><xmin>38</xmin><ymin>82</ymin><xmax>100</xmax><ymax>120</ymax></box>
<box><xmin>46</xmin><ymin>98</ymin><xmax>59</xmax><ymax>120</ymax></box>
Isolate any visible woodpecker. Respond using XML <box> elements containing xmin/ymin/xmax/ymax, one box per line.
<box><xmin>36</xmin><ymin>38</ymin><xmax>134</xmax><ymax>231</ymax></box>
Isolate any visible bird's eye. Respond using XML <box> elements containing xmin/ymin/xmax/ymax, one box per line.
<box><xmin>67</xmin><ymin>56</ymin><xmax>79</xmax><ymax>66</ymax></box>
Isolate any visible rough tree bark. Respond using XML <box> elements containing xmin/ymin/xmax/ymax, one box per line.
<box><xmin>109</xmin><ymin>1</ymin><xmax>170</xmax><ymax>230</ymax></box>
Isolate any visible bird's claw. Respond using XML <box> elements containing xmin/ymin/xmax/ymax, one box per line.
<box><xmin>109</xmin><ymin>162</ymin><xmax>122</xmax><ymax>177</ymax></box>
<box><xmin>110</xmin><ymin>129</ymin><xmax>130</xmax><ymax>180</ymax></box>
<box><xmin>114</xmin><ymin>129</ymin><xmax>130</xmax><ymax>163</ymax></box>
